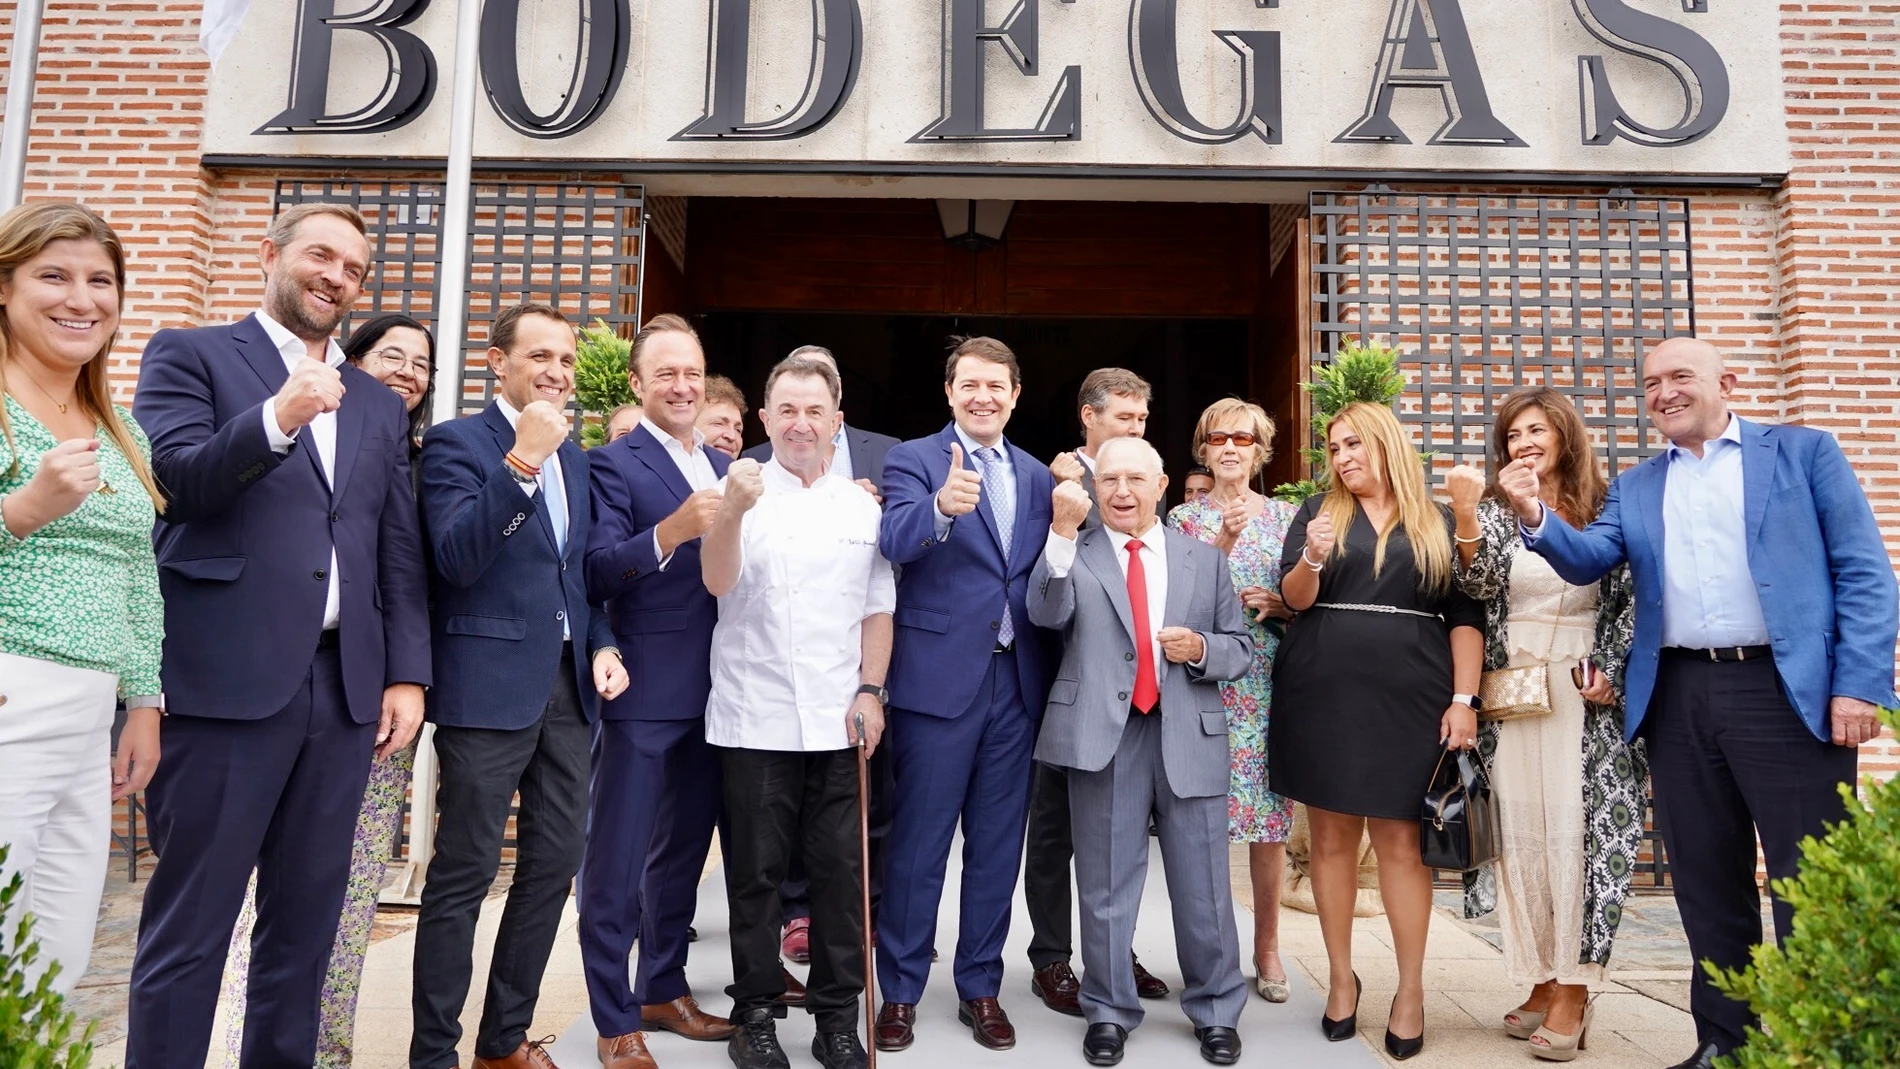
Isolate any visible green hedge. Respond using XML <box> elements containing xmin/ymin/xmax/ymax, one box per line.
<box><xmin>0</xmin><ymin>845</ymin><xmax>94</xmax><ymax>1068</ymax></box>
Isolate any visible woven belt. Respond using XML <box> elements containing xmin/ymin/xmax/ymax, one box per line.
<box><xmin>1311</xmin><ymin>602</ymin><xmax>1444</xmax><ymax>621</ymax></box>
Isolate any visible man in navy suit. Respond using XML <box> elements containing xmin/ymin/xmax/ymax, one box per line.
<box><xmin>873</xmin><ymin>337</ymin><xmax>1055</xmax><ymax>1053</ymax></box>
<box><xmin>1504</xmin><ymin>337</ymin><xmax>1898</xmax><ymax>1069</ymax></box>
<box><xmin>582</xmin><ymin>314</ymin><xmax>736</xmax><ymax>1069</ymax></box>
<box><xmin>126</xmin><ymin>204</ymin><xmax>431</xmax><ymax>1069</ymax></box>
<box><xmin>739</xmin><ymin>344</ymin><xmax>900</xmax><ymax>965</ymax></box>
<box><xmin>409</xmin><ymin>303</ymin><xmax>629</xmax><ymax>1069</ymax></box>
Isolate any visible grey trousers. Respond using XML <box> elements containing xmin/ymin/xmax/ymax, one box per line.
<box><xmin>1067</xmin><ymin>711</ymin><xmax>1245</xmax><ymax>1032</ymax></box>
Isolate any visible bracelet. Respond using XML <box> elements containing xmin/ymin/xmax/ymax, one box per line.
<box><xmin>1301</xmin><ymin>548</ymin><xmax>1326</xmax><ymax>571</ymax></box>
<box><xmin>504</xmin><ymin>452</ymin><xmax>541</xmax><ymax>479</ymax></box>
<box><xmin>1454</xmin><ymin>532</ymin><xmax>1482</xmax><ymax>545</ymax></box>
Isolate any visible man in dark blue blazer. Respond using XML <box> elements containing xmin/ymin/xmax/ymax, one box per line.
<box><xmin>582</xmin><ymin>314</ymin><xmax>736</xmax><ymax>1069</ymax></box>
<box><xmin>409</xmin><ymin>304</ymin><xmax>628</xmax><ymax>1069</ymax></box>
<box><xmin>873</xmin><ymin>337</ymin><xmax>1056</xmax><ymax>1053</ymax></box>
<box><xmin>1506</xmin><ymin>337</ymin><xmax>1899</xmax><ymax>1069</ymax></box>
<box><xmin>739</xmin><ymin>344</ymin><xmax>900</xmax><ymax>961</ymax></box>
<box><xmin>126</xmin><ymin>204</ymin><xmax>431</xmax><ymax>1069</ymax></box>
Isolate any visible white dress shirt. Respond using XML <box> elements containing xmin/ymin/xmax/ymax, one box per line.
<box><xmin>704</xmin><ymin>462</ymin><xmax>896</xmax><ymax>752</ymax></box>
<box><xmin>1042</xmin><ymin>520</ymin><xmax>1180</xmax><ymax>673</ymax></box>
<box><xmin>257</xmin><ymin>309</ymin><xmax>346</xmax><ymax>630</ymax></box>
<box><xmin>642</xmin><ymin>416</ymin><xmax>719</xmax><ymax>569</ymax></box>
<box><xmin>496</xmin><ymin>397</ymin><xmax>569</xmax><ymax>638</ymax></box>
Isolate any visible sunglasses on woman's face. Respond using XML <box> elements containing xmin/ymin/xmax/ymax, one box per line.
<box><xmin>1204</xmin><ymin>432</ymin><xmax>1257</xmax><ymax>447</ymax></box>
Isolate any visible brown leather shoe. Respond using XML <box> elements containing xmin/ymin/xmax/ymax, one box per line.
<box><xmin>641</xmin><ymin>994</ymin><xmax>737</xmax><ymax>1041</ymax></box>
<box><xmin>1133</xmin><ymin>953</ymin><xmax>1170</xmax><ymax>1000</ymax></box>
<box><xmin>958</xmin><ymin>997</ymin><xmax>1017</xmax><ymax>1050</ymax></box>
<box><xmin>595</xmin><ymin>1032</ymin><xmax>656</xmax><ymax>1069</ymax></box>
<box><xmin>473</xmin><ymin>1037</ymin><xmax>562</xmax><ymax>1069</ymax></box>
<box><xmin>874</xmin><ymin>1001</ymin><xmax>916</xmax><ymax>1052</ymax></box>
<box><xmin>1031</xmin><ymin>961</ymin><xmax>1084</xmax><ymax>1017</ymax></box>
<box><xmin>778</xmin><ymin>965</ymin><xmax>808</xmax><ymax>1006</ymax></box>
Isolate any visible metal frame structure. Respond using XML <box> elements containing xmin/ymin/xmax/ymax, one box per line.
<box><xmin>1309</xmin><ymin>188</ymin><xmax>1696</xmax><ymax>475</ymax></box>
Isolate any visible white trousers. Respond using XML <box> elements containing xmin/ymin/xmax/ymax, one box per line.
<box><xmin>0</xmin><ymin>650</ymin><xmax>117</xmax><ymax>994</ymax></box>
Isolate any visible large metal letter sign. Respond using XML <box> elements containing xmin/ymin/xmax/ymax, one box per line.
<box><xmin>1336</xmin><ymin>0</ymin><xmax>1522</xmax><ymax>147</ymax></box>
<box><xmin>479</xmin><ymin>0</ymin><xmax>630</xmax><ymax>138</ymax></box>
<box><xmin>1573</xmin><ymin>0</ymin><xmax>1729</xmax><ymax>147</ymax></box>
<box><xmin>258</xmin><ymin>0</ymin><xmax>437</xmax><ymax>134</ymax></box>
<box><xmin>1129</xmin><ymin>0</ymin><xmax>1282</xmax><ymax>145</ymax></box>
<box><xmin>914</xmin><ymin>0</ymin><xmax>1082</xmax><ymax>142</ymax></box>
<box><xmin>675</xmin><ymin>0</ymin><xmax>863</xmax><ymax>140</ymax></box>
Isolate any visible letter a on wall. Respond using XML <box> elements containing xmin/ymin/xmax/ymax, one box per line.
<box><xmin>1335</xmin><ymin>0</ymin><xmax>1522</xmax><ymax>147</ymax></box>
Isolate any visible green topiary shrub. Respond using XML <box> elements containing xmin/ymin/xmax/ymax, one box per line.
<box><xmin>1711</xmin><ymin>709</ymin><xmax>1900</xmax><ymax>1068</ymax></box>
<box><xmin>574</xmin><ymin>319</ymin><xmax>638</xmax><ymax>448</ymax></box>
<box><xmin>1273</xmin><ymin>337</ymin><xmax>1411</xmax><ymax>505</ymax></box>
<box><xmin>0</xmin><ymin>845</ymin><xmax>95</xmax><ymax>1069</ymax></box>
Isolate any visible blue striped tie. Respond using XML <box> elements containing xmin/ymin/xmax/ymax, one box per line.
<box><xmin>976</xmin><ymin>446</ymin><xmax>1015</xmax><ymax>646</ymax></box>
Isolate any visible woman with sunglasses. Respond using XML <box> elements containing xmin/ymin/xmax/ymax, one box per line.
<box><xmin>1166</xmin><ymin>398</ymin><xmax>1300</xmax><ymax>1004</ymax></box>
<box><xmin>214</xmin><ymin>313</ymin><xmax>437</xmax><ymax>1068</ymax></box>
<box><xmin>1444</xmin><ymin>387</ymin><xmax>1643</xmax><ymax>1061</ymax></box>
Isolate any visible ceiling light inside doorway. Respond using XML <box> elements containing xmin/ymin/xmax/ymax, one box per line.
<box><xmin>937</xmin><ymin>199</ymin><xmax>1014</xmax><ymax>249</ymax></box>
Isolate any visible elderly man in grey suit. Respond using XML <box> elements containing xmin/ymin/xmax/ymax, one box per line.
<box><xmin>1026</xmin><ymin>436</ymin><xmax>1253</xmax><ymax>1068</ymax></box>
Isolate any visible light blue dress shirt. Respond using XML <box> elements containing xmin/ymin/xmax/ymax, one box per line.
<box><xmin>931</xmin><ymin>424</ymin><xmax>1014</xmax><ymax>539</ymax></box>
<box><xmin>1658</xmin><ymin>415</ymin><xmax>1768</xmax><ymax>649</ymax></box>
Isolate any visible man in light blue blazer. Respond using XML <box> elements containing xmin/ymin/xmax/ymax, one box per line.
<box><xmin>1502</xmin><ymin>337</ymin><xmax>1898</xmax><ymax>1069</ymax></box>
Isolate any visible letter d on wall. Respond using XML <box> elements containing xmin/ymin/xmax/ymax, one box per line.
<box><xmin>675</xmin><ymin>0</ymin><xmax>863</xmax><ymax>140</ymax></box>
<box><xmin>258</xmin><ymin>0</ymin><xmax>437</xmax><ymax>134</ymax></box>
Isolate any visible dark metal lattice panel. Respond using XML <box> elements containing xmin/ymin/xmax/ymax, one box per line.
<box><xmin>274</xmin><ymin>178</ymin><xmax>646</xmax><ymax>422</ymax></box>
<box><xmin>1309</xmin><ymin>190</ymin><xmax>1696</xmax><ymax>474</ymax></box>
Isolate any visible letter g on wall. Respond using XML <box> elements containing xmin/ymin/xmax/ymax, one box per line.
<box><xmin>1129</xmin><ymin>0</ymin><xmax>1282</xmax><ymax>145</ymax></box>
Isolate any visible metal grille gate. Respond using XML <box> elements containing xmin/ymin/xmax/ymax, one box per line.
<box><xmin>1309</xmin><ymin>189</ymin><xmax>1696</xmax><ymax>888</ymax></box>
<box><xmin>274</xmin><ymin>178</ymin><xmax>647</xmax><ymax>423</ymax></box>
<box><xmin>1310</xmin><ymin>189</ymin><xmax>1696</xmax><ymax>476</ymax></box>
<box><xmin>269</xmin><ymin>179</ymin><xmax>646</xmax><ymax>867</ymax></box>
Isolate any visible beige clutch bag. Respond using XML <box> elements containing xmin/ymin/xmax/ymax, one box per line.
<box><xmin>1478</xmin><ymin>663</ymin><xmax>1552</xmax><ymax>723</ymax></box>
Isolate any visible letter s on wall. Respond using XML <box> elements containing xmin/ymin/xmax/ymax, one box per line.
<box><xmin>1573</xmin><ymin>0</ymin><xmax>1729</xmax><ymax>147</ymax></box>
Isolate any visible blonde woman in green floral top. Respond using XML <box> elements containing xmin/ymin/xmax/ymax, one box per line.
<box><xmin>0</xmin><ymin>202</ymin><xmax>166</xmax><ymax>994</ymax></box>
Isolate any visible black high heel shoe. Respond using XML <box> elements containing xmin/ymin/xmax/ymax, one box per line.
<box><xmin>1385</xmin><ymin>995</ymin><xmax>1425</xmax><ymax>1060</ymax></box>
<box><xmin>1321</xmin><ymin>972</ymin><xmax>1362</xmax><ymax>1042</ymax></box>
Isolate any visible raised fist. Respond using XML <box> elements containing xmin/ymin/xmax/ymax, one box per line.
<box><xmin>28</xmin><ymin>438</ymin><xmax>102</xmax><ymax>521</ymax></box>
<box><xmin>1049</xmin><ymin>451</ymin><xmax>1086</xmax><ymax>484</ymax></box>
<box><xmin>667</xmin><ymin>487</ymin><xmax>724</xmax><ymax>542</ymax></box>
<box><xmin>1220</xmin><ymin>494</ymin><xmax>1249</xmax><ymax>538</ymax></box>
<box><xmin>512</xmin><ymin>400</ymin><xmax>570</xmax><ymax>467</ymax></box>
<box><xmin>1443</xmin><ymin>463</ymin><xmax>1486</xmax><ymax>516</ymax></box>
<box><xmin>724</xmin><ymin>458</ymin><xmax>765</xmax><ymax>513</ymax></box>
<box><xmin>1051</xmin><ymin>479</ymin><xmax>1091</xmax><ymax>536</ymax></box>
<box><xmin>1497</xmin><ymin>457</ymin><xmax>1543</xmax><ymax>526</ymax></box>
<box><xmin>936</xmin><ymin>442</ymin><xmax>983</xmax><ymax>518</ymax></box>
<box><xmin>273</xmin><ymin>358</ymin><xmax>344</xmax><ymax>436</ymax></box>
<box><xmin>1304</xmin><ymin>510</ymin><xmax>1337</xmax><ymax>562</ymax></box>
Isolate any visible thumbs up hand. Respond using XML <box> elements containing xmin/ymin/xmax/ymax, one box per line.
<box><xmin>936</xmin><ymin>442</ymin><xmax>983</xmax><ymax>517</ymax></box>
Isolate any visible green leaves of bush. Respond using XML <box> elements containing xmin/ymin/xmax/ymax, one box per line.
<box><xmin>1712</xmin><ymin>709</ymin><xmax>1900</xmax><ymax>1068</ymax></box>
<box><xmin>575</xmin><ymin>319</ymin><xmax>637</xmax><ymax>448</ymax></box>
<box><xmin>1274</xmin><ymin>338</ymin><xmax>1409</xmax><ymax>504</ymax></box>
<box><xmin>0</xmin><ymin>846</ymin><xmax>94</xmax><ymax>1069</ymax></box>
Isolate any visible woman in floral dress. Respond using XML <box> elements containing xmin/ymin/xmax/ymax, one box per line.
<box><xmin>1167</xmin><ymin>397</ymin><xmax>1299</xmax><ymax>1003</ymax></box>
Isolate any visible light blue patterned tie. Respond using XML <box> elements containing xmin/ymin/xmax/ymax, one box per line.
<box><xmin>976</xmin><ymin>446</ymin><xmax>1016</xmax><ymax>645</ymax></box>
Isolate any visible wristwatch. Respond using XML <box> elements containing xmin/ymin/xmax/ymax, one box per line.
<box><xmin>1452</xmin><ymin>692</ymin><xmax>1481</xmax><ymax>711</ymax></box>
<box><xmin>856</xmin><ymin>684</ymin><xmax>889</xmax><ymax>707</ymax></box>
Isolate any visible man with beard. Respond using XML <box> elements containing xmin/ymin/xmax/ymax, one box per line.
<box><xmin>127</xmin><ymin>204</ymin><xmax>431</xmax><ymax>1068</ymax></box>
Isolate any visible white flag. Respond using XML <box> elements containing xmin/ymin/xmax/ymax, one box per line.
<box><xmin>198</xmin><ymin>0</ymin><xmax>250</xmax><ymax>67</ymax></box>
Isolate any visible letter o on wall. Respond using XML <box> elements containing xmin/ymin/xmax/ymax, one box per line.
<box><xmin>479</xmin><ymin>0</ymin><xmax>631</xmax><ymax>139</ymax></box>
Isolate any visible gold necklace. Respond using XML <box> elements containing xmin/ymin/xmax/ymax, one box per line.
<box><xmin>15</xmin><ymin>365</ymin><xmax>76</xmax><ymax>415</ymax></box>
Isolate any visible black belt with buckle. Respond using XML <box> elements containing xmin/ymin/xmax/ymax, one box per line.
<box><xmin>317</xmin><ymin>628</ymin><xmax>341</xmax><ymax>650</ymax></box>
<box><xmin>1664</xmin><ymin>644</ymin><xmax>1772</xmax><ymax>663</ymax></box>
<box><xmin>993</xmin><ymin>642</ymin><xmax>1015</xmax><ymax>654</ymax></box>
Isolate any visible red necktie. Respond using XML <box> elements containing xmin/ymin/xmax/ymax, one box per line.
<box><xmin>1126</xmin><ymin>538</ymin><xmax>1159</xmax><ymax>714</ymax></box>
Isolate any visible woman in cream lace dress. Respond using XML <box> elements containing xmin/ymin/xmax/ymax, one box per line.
<box><xmin>1447</xmin><ymin>388</ymin><xmax>1644</xmax><ymax>1062</ymax></box>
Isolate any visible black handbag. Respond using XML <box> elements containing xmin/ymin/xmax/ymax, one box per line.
<box><xmin>1419</xmin><ymin>746</ymin><xmax>1501</xmax><ymax>872</ymax></box>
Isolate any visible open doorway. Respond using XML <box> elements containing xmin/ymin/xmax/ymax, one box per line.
<box><xmin>701</xmin><ymin>312</ymin><xmax>1249</xmax><ymax>492</ymax></box>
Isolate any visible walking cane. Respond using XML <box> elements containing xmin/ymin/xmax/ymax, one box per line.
<box><xmin>855</xmin><ymin>709</ymin><xmax>878</xmax><ymax>1068</ymax></box>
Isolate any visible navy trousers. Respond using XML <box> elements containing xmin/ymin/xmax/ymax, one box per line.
<box><xmin>1646</xmin><ymin>652</ymin><xmax>1858</xmax><ymax>1056</ymax></box>
<box><xmin>877</xmin><ymin>651</ymin><xmax>1037</xmax><ymax>1003</ymax></box>
<box><xmin>578</xmin><ymin>716</ymin><xmax>721</xmax><ymax>1038</ymax></box>
<box><xmin>127</xmin><ymin>644</ymin><xmax>375</xmax><ymax>1069</ymax></box>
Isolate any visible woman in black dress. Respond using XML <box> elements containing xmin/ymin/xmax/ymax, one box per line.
<box><xmin>1272</xmin><ymin>401</ymin><xmax>1485</xmax><ymax>1061</ymax></box>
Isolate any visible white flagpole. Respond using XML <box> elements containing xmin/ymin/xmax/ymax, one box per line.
<box><xmin>392</xmin><ymin>0</ymin><xmax>485</xmax><ymax>905</ymax></box>
<box><xmin>0</xmin><ymin>0</ymin><xmax>49</xmax><ymax>212</ymax></box>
